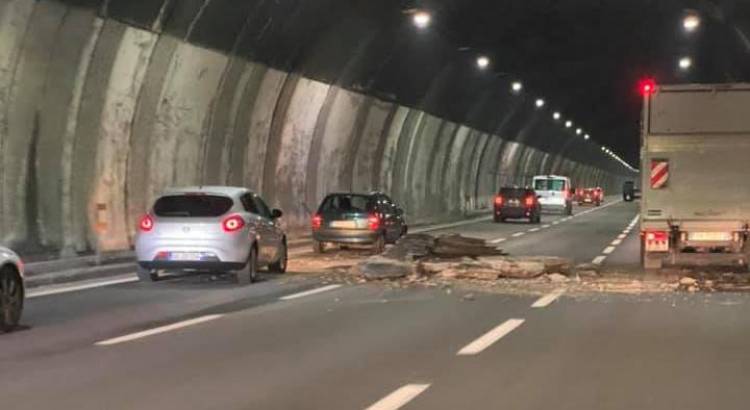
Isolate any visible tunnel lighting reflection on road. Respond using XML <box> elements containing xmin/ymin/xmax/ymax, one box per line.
<box><xmin>565</xmin><ymin>120</ymin><xmax>573</xmax><ymax>128</ymax></box>
<box><xmin>535</xmin><ymin>99</ymin><xmax>545</xmax><ymax>108</ymax></box>
<box><xmin>678</xmin><ymin>57</ymin><xmax>692</xmax><ymax>71</ymax></box>
<box><xmin>553</xmin><ymin>112</ymin><xmax>561</xmax><ymax>120</ymax></box>
<box><xmin>511</xmin><ymin>81</ymin><xmax>523</xmax><ymax>93</ymax></box>
<box><xmin>683</xmin><ymin>13</ymin><xmax>701</xmax><ymax>32</ymax></box>
<box><xmin>412</xmin><ymin>11</ymin><xmax>431</xmax><ymax>29</ymax></box>
<box><xmin>476</xmin><ymin>56</ymin><xmax>490</xmax><ymax>70</ymax></box>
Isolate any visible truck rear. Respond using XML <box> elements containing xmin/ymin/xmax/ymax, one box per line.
<box><xmin>640</xmin><ymin>83</ymin><xmax>750</xmax><ymax>269</ymax></box>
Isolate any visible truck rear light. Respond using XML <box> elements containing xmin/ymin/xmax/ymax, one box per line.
<box><xmin>222</xmin><ymin>214</ymin><xmax>245</xmax><ymax>233</ymax></box>
<box><xmin>644</xmin><ymin>230</ymin><xmax>669</xmax><ymax>252</ymax></box>
<box><xmin>733</xmin><ymin>232</ymin><xmax>742</xmax><ymax>242</ymax></box>
<box><xmin>139</xmin><ymin>214</ymin><xmax>154</xmax><ymax>232</ymax></box>
<box><xmin>368</xmin><ymin>214</ymin><xmax>381</xmax><ymax>231</ymax></box>
<box><xmin>311</xmin><ymin>214</ymin><xmax>323</xmax><ymax>230</ymax></box>
<box><xmin>494</xmin><ymin>195</ymin><xmax>504</xmax><ymax>206</ymax></box>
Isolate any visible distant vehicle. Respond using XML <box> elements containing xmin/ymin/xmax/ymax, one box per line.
<box><xmin>576</xmin><ymin>187</ymin><xmax>602</xmax><ymax>206</ymax></box>
<box><xmin>640</xmin><ymin>83</ymin><xmax>750</xmax><ymax>269</ymax></box>
<box><xmin>533</xmin><ymin>175</ymin><xmax>573</xmax><ymax>215</ymax></box>
<box><xmin>311</xmin><ymin>192</ymin><xmax>407</xmax><ymax>254</ymax></box>
<box><xmin>0</xmin><ymin>247</ymin><xmax>24</xmax><ymax>332</ymax></box>
<box><xmin>135</xmin><ymin>187</ymin><xmax>287</xmax><ymax>285</ymax></box>
<box><xmin>493</xmin><ymin>187</ymin><xmax>541</xmax><ymax>223</ymax></box>
<box><xmin>622</xmin><ymin>181</ymin><xmax>640</xmax><ymax>201</ymax></box>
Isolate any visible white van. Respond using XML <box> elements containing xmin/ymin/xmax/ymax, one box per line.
<box><xmin>532</xmin><ymin>175</ymin><xmax>573</xmax><ymax>215</ymax></box>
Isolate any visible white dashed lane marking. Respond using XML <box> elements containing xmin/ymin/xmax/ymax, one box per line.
<box><xmin>366</xmin><ymin>384</ymin><xmax>431</xmax><ymax>410</ymax></box>
<box><xmin>457</xmin><ymin>319</ymin><xmax>525</xmax><ymax>356</ymax></box>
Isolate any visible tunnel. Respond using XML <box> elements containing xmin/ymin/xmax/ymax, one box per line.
<box><xmin>0</xmin><ymin>0</ymin><xmax>633</xmax><ymax>256</ymax></box>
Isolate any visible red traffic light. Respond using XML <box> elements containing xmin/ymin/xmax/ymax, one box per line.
<box><xmin>639</xmin><ymin>78</ymin><xmax>657</xmax><ymax>96</ymax></box>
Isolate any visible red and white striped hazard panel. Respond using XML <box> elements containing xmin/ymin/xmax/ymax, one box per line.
<box><xmin>650</xmin><ymin>159</ymin><xmax>669</xmax><ymax>189</ymax></box>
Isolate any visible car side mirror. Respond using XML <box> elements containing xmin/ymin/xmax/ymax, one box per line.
<box><xmin>271</xmin><ymin>209</ymin><xmax>283</xmax><ymax>219</ymax></box>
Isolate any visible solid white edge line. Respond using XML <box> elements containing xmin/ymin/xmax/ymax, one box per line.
<box><xmin>490</xmin><ymin>238</ymin><xmax>507</xmax><ymax>244</ymax></box>
<box><xmin>592</xmin><ymin>255</ymin><xmax>607</xmax><ymax>265</ymax></box>
<box><xmin>95</xmin><ymin>314</ymin><xmax>224</xmax><ymax>346</ymax></box>
<box><xmin>602</xmin><ymin>246</ymin><xmax>616</xmax><ymax>255</ymax></box>
<box><xmin>531</xmin><ymin>288</ymin><xmax>566</xmax><ymax>308</ymax></box>
<box><xmin>512</xmin><ymin>232</ymin><xmax>525</xmax><ymax>238</ymax></box>
<box><xmin>366</xmin><ymin>384</ymin><xmax>431</xmax><ymax>410</ymax></box>
<box><xmin>27</xmin><ymin>275</ymin><xmax>139</xmax><ymax>298</ymax></box>
<box><xmin>457</xmin><ymin>318</ymin><xmax>525</xmax><ymax>356</ymax></box>
<box><xmin>279</xmin><ymin>284</ymin><xmax>342</xmax><ymax>301</ymax></box>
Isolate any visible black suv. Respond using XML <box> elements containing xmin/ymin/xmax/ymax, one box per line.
<box><xmin>311</xmin><ymin>192</ymin><xmax>407</xmax><ymax>253</ymax></box>
<box><xmin>494</xmin><ymin>187</ymin><xmax>542</xmax><ymax>224</ymax></box>
<box><xmin>622</xmin><ymin>181</ymin><xmax>640</xmax><ymax>201</ymax></box>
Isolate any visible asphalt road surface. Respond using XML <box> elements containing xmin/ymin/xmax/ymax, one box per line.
<box><xmin>5</xmin><ymin>200</ymin><xmax>750</xmax><ymax>409</ymax></box>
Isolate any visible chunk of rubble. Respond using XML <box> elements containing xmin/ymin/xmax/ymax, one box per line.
<box><xmin>353</xmin><ymin>256</ymin><xmax>414</xmax><ymax>280</ymax></box>
<box><xmin>574</xmin><ymin>263</ymin><xmax>601</xmax><ymax>277</ymax></box>
<box><xmin>545</xmin><ymin>273</ymin><xmax>569</xmax><ymax>283</ymax></box>
<box><xmin>679</xmin><ymin>277</ymin><xmax>698</xmax><ymax>286</ymax></box>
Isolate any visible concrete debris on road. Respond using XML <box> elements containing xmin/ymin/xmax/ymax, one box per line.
<box><xmin>352</xmin><ymin>256</ymin><xmax>415</xmax><ymax>280</ymax></box>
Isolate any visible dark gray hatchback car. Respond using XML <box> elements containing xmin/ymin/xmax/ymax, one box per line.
<box><xmin>311</xmin><ymin>193</ymin><xmax>407</xmax><ymax>253</ymax></box>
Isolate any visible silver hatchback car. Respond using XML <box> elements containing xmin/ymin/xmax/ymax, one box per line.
<box><xmin>0</xmin><ymin>246</ymin><xmax>24</xmax><ymax>332</ymax></box>
<box><xmin>135</xmin><ymin>187</ymin><xmax>287</xmax><ymax>285</ymax></box>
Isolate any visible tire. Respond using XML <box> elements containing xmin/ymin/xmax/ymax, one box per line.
<box><xmin>269</xmin><ymin>242</ymin><xmax>288</xmax><ymax>274</ymax></box>
<box><xmin>0</xmin><ymin>265</ymin><xmax>23</xmax><ymax>333</ymax></box>
<box><xmin>136</xmin><ymin>265</ymin><xmax>159</xmax><ymax>282</ymax></box>
<box><xmin>313</xmin><ymin>240</ymin><xmax>326</xmax><ymax>254</ymax></box>
<box><xmin>372</xmin><ymin>234</ymin><xmax>386</xmax><ymax>255</ymax></box>
<box><xmin>236</xmin><ymin>246</ymin><xmax>258</xmax><ymax>285</ymax></box>
<box><xmin>596</xmin><ymin>201</ymin><xmax>601</xmax><ymax>207</ymax></box>
<box><xmin>493</xmin><ymin>215</ymin><xmax>501</xmax><ymax>223</ymax></box>
<box><xmin>566</xmin><ymin>205</ymin><xmax>573</xmax><ymax>216</ymax></box>
<box><xmin>534</xmin><ymin>215</ymin><xmax>542</xmax><ymax>224</ymax></box>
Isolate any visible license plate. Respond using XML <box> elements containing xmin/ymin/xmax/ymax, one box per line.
<box><xmin>169</xmin><ymin>252</ymin><xmax>203</xmax><ymax>261</ymax></box>
<box><xmin>689</xmin><ymin>232</ymin><xmax>731</xmax><ymax>241</ymax></box>
<box><xmin>331</xmin><ymin>220</ymin><xmax>357</xmax><ymax>229</ymax></box>
<box><xmin>509</xmin><ymin>199</ymin><xmax>520</xmax><ymax>206</ymax></box>
<box><xmin>584</xmin><ymin>198</ymin><xmax>592</xmax><ymax>202</ymax></box>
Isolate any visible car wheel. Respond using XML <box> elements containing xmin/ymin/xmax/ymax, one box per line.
<box><xmin>0</xmin><ymin>265</ymin><xmax>23</xmax><ymax>333</ymax></box>
<box><xmin>269</xmin><ymin>242</ymin><xmax>288</xmax><ymax>274</ymax></box>
<box><xmin>313</xmin><ymin>240</ymin><xmax>326</xmax><ymax>254</ymax></box>
<box><xmin>372</xmin><ymin>234</ymin><xmax>386</xmax><ymax>254</ymax></box>
<box><xmin>237</xmin><ymin>246</ymin><xmax>258</xmax><ymax>285</ymax></box>
<box><xmin>534</xmin><ymin>215</ymin><xmax>542</xmax><ymax>224</ymax></box>
<box><xmin>493</xmin><ymin>215</ymin><xmax>501</xmax><ymax>223</ymax></box>
<box><xmin>136</xmin><ymin>265</ymin><xmax>159</xmax><ymax>282</ymax></box>
<box><xmin>567</xmin><ymin>205</ymin><xmax>573</xmax><ymax>216</ymax></box>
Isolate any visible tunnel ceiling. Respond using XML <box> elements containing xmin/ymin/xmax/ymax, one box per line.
<box><xmin>58</xmin><ymin>0</ymin><xmax>750</xmax><ymax>165</ymax></box>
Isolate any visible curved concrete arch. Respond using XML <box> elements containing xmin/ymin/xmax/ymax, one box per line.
<box><xmin>0</xmin><ymin>0</ymin><xmax>634</xmax><ymax>254</ymax></box>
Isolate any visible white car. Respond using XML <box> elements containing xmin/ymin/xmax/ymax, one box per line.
<box><xmin>135</xmin><ymin>186</ymin><xmax>287</xmax><ymax>285</ymax></box>
<box><xmin>0</xmin><ymin>246</ymin><xmax>24</xmax><ymax>332</ymax></box>
<box><xmin>533</xmin><ymin>175</ymin><xmax>573</xmax><ymax>215</ymax></box>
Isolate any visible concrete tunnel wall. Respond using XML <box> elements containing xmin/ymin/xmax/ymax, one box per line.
<box><xmin>0</xmin><ymin>0</ymin><xmax>634</xmax><ymax>255</ymax></box>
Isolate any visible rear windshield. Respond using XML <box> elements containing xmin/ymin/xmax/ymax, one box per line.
<box><xmin>319</xmin><ymin>194</ymin><xmax>374</xmax><ymax>213</ymax></box>
<box><xmin>153</xmin><ymin>195</ymin><xmax>234</xmax><ymax>217</ymax></box>
<box><xmin>534</xmin><ymin>179</ymin><xmax>566</xmax><ymax>191</ymax></box>
<box><xmin>500</xmin><ymin>188</ymin><xmax>533</xmax><ymax>198</ymax></box>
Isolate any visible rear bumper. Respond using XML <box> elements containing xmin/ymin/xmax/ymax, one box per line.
<box><xmin>135</xmin><ymin>235</ymin><xmax>251</xmax><ymax>264</ymax></box>
<box><xmin>495</xmin><ymin>206</ymin><xmax>534</xmax><ymax>219</ymax></box>
<box><xmin>138</xmin><ymin>261</ymin><xmax>247</xmax><ymax>271</ymax></box>
<box><xmin>539</xmin><ymin>203</ymin><xmax>569</xmax><ymax>213</ymax></box>
<box><xmin>313</xmin><ymin>229</ymin><xmax>380</xmax><ymax>244</ymax></box>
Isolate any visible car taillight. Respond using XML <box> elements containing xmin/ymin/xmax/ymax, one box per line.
<box><xmin>368</xmin><ymin>214</ymin><xmax>381</xmax><ymax>231</ymax></box>
<box><xmin>222</xmin><ymin>214</ymin><xmax>245</xmax><ymax>232</ymax></box>
<box><xmin>311</xmin><ymin>214</ymin><xmax>323</xmax><ymax>230</ymax></box>
<box><xmin>524</xmin><ymin>196</ymin><xmax>535</xmax><ymax>207</ymax></box>
<box><xmin>494</xmin><ymin>195</ymin><xmax>504</xmax><ymax>206</ymax></box>
<box><xmin>139</xmin><ymin>214</ymin><xmax>154</xmax><ymax>232</ymax></box>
